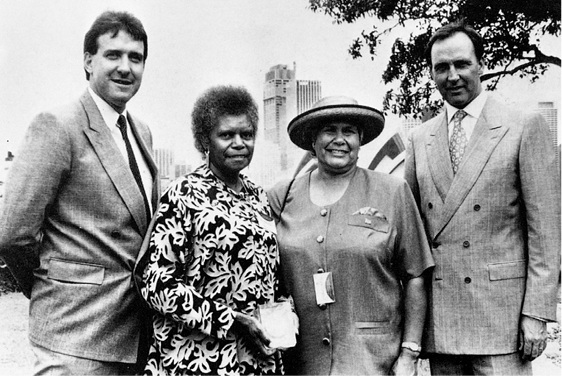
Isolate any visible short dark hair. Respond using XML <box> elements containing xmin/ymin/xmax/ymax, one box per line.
<box><xmin>191</xmin><ymin>86</ymin><xmax>259</xmax><ymax>155</ymax></box>
<box><xmin>424</xmin><ymin>21</ymin><xmax>484</xmax><ymax>67</ymax></box>
<box><xmin>83</xmin><ymin>11</ymin><xmax>148</xmax><ymax>80</ymax></box>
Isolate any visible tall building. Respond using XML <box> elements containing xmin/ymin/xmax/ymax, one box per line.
<box><xmin>0</xmin><ymin>151</ymin><xmax>14</xmax><ymax>201</ymax></box>
<box><xmin>263</xmin><ymin>64</ymin><xmax>295</xmax><ymax>145</ymax></box>
<box><xmin>534</xmin><ymin>102</ymin><xmax>558</xmax><ymax>148</ymax></box>
<box><xmin>401</xmin><ymin>117</ymin><xmax>422</xmax><ymax>139</ymax></box>
<box><xmin>154</xmin><ymin>148</ymin><xmax>175</xmax><ymax>179</ymax></box>
<box><xmin>259</xmin><ymin>63</ymin><xmax>321</xmax><ymax>186</ymax></box>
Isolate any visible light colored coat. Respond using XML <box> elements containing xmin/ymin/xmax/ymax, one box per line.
<box><xmin>404</xmin><ymin>95</ymin><xmax>560</xmax><ymax>355</ymax></box>
<box><xmin>0</xmin><ymin>90</ymin><xmax>158</xmax><ymax>362</ymax></box>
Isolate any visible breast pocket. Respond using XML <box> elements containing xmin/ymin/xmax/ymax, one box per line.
<box><xmin>47</xmin><ymin>258</ymin><xmax>105</xmax><ymax>285</ymax></box>
<box><xmin>346</xmin><ymin>214</ymin><xmax>392</xmax><ymax>262</ymax></box>
<box><xmin>347</xmin><ymin>215</ymin><xmax>389</xmax><ymax>233</ymax></box>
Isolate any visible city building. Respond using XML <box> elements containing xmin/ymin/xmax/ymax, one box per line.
<box><xmin>255</xmin><ymin>63</ymin><xmax>322</xmax><ymax>188</ymax></box>
<box><xmin>154</xmin><ymin>148</ymin><xmax>175</xmax><ymax>179</ymax></box>
<box><xmin>400</xmin><ymin>117</ymin><xmax>422</xmax><ymax>139</ymax></box>
<box><xmin>534</xmin><ymin>102</ymin><xmax>558</xmax><ymax>148</ymax></box>
<box><xmin>0</xmin><ymin>151</ymin><xmax>14</xmax><ymax>201</ymax></box>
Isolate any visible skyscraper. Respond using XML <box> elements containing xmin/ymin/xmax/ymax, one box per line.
<box><xmin>534</xmin><ymin>102</ymin><xmax>559</xmax><ymax>167</ymax></box>
<box><xmin>261</xmin><ymin>63</ymin><xmax>321</xmax><ymax>181</ymax></box>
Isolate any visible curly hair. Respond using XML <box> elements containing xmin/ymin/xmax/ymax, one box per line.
<box><xmin>191</xmin><ymin>85</ymin><xmax>259</xmax><ymax>156</ymax></box>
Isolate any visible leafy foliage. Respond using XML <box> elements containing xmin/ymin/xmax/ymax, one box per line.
<box><xmin>309</xmin><ymin>0</ymin><xmax>561</xmax><ymax>118</ymax></box>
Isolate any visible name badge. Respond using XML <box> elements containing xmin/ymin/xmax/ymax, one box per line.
<box><xmin>313</xmin><ymin>272</ymin><xmax>336</xmax><ymax>305</ymax></box>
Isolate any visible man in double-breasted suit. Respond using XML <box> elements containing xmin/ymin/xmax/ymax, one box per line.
<box><xmin>0</xmin><ymin>11</ymin><xmax>158</xmax><ymax>374</ymax></box>
<box><xmin>405</xmin><ymin>21</ymin><xmax>560</xmax><ymax>375</ymax></box>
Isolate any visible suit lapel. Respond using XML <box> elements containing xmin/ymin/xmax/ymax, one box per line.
<box><xmin>434</xmin><ymin>97</ymin><xmax>508</xmax><ymax>238</ymax></box>
<box><xmin>426</xmin><ymin>113</ymin><xmax>453</xmax><ymax>203</ymax></box>
<box><xmin>127</xmin><ymin>114</ymin><xmax>158</xmax><ymax>210</ymax></box>
<box><xmin>80</xmin><ymin>91</ymin><xmax>148</xmax><ymax>233</ymax></box>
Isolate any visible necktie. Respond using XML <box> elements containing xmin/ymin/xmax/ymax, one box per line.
<box><xmin>449</xmin><ymin>110</ymin><xmax>468</xmax><ymax>174</ymax></box>
<box><xmin>117</xmin><ymin>114</ymin><xmax>151</xmax><ymax>221</ymax></box>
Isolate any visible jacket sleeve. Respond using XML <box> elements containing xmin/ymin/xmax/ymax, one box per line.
<box><xmin>404</xmin><ymin>130</ymin><xmax>421</xmax><ymax>208</ymax></box>
<box><xmin>518</xmin><ymin>112</ymin><xmax>561</xmax><ymax>321</ymax></box>
<box><xmin>0</xmin><ymin>112</ymin><xmax>71</xmax><ymax>297</ymax></box>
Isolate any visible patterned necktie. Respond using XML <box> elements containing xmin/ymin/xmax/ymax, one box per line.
<box><xmin>449</xmin><ymin>110</ymin><xmax>468</xmax><ymax>174</ymax></box>
<box><xmin>117</xmin><ymin>114</ymin><xmax>151</xmax><ymax>220</ymax></box>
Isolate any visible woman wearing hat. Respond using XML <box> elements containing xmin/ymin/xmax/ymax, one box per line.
<box><xmin>137</xmin><ymin>86</ymin><xmax>283</xmax><ymax>375</ymax></box>
<box><xmin>268</xmin><ymin>96</ymin><xmax>434</xmax><ymax>375</ymax></box>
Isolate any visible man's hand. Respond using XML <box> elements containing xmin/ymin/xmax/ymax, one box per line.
<box><xmin>519</xmin><ymin>315</ymin><xmax>547</xmax><ymax>361</ymax></box>
<box><xmin>391</xmin><ymin>348</ymin><xmax>418</xmax><ymax>376</ymax></box>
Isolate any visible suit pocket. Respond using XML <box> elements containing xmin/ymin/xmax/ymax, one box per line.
<box><xmin>355</xmin><ymin>321</ymin><xmax>391</xmax><ymax>335</ymax></box>
<box><xmin>488</xmin><ymin>260</ymin><xmax>526</xmax><ymax>281</ymax></box>
<box><xmin>48</xmin><ymin>258</ymin><xmax>105</xmax><ymax>285</ymax></box>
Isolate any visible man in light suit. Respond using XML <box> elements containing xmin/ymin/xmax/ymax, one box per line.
<box><xmin>0</xmin><ymin>11</ymin><xmax>158</xmax><ymax>375</ymax></box>
<box><xmin>405</xmin><ymin>21</ymin><xmax>560</xmax><ymax>375</ymax></box>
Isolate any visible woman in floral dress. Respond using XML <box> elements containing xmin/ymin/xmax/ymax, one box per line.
<box><xmin>137</xmin><ymin>86</ymin><xmax>282</xmax><ymax>375</ymax></box>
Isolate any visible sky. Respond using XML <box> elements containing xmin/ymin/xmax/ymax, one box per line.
<box><xmin>0</xmin><ymin>0</ymin><xmax>383</xmax><ymax>164</ymax></box>
<box><xmin>0</xmin><ymin>0</ymin><xmax>560</xmax><ymax>166</ymax></box>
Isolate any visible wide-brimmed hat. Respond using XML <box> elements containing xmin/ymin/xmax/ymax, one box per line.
<box><xmin>287</xmin><ymin>96</ymin><xmax>385</xmax><ymax>151</ymax></box>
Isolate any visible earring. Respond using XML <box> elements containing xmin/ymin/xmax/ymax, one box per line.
<box><xmin>204</xmin><ymin>149</ymin><xmax>209</xmax><ymax>166</ymax></box>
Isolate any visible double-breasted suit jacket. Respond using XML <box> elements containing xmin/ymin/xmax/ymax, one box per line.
<box><xmin>404</xmin><ymin>95</ymin><xmax>560</xmax><ymax>355</ymax></box>
<box><xmin>0</xmin><ymin>90</ymin><xmax>159</xmax><ymax>363</ymax></box>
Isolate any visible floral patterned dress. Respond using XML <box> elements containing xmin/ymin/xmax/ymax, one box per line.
<box><xmin>140</xmin><ymin>164</ymin><xmax>282</xmax><ymax>375</ymax></box>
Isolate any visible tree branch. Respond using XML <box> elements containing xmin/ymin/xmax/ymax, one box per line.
<box><xmin>481</xmin><ymin>57</ymin><xmax>560</xmax><ymax>82</ymax></box>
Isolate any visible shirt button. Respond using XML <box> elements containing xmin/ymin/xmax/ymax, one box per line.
<box><xmin>465</xmin><ymin>277</ymin><xmax>472</xmax><ymax>284</ymax></box>
<box><xmin>463</xmin><ymin>241</ymin><xmax>470</xmax><ymax>248</ymax></box>
<box><xmin>474</xmin><ymin>204</ymin><xmax>481</xmax><ymax>211</ymax></box>
<box><xmin>322</xmin><ymin>337</ymin><xmax>331</xmax><ymax>346</ymax></box>
<box><xmin>316</xmin><ymin>235</ymin><xmax>324</xmax><ymax>243</ymax></box>
<box><xmin>317</xmin><ymin>268</ymin><xmax>325</xmax><ymax>273</ymax></box>
<box><xmin>428</xmin><ymin>202</ymin><xmax>433</xmax><ymax>209</ymax></box>
<box><xmin>320</xmin><ymin>209</ymin><xmax>328</xmax><ymax>216</ymax></box>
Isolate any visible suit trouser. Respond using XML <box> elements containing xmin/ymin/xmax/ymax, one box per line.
<box><xmin>30</xmin><ymin>341</ymin><xmax>138</xmax><ymax>376</ymax></box>
<box><xmin>428</xmin><ymin>352</ymin><xmax>532</xmax><ymax>376</ymax></box>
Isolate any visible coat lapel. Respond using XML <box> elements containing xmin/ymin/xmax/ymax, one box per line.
<box><xmin>434</xmin><ymin>97</ymin><xmax>508</xmax><ymax>238</ymax></box>
<box><xmin>80</xmin><ymin>91</ymin><xmax>148</xmax><ymax>233</ymax></box>
<box><xmin>426</xmin><ymin>113</ymin><xmax>453</xmax><ymax>203</ymax></box>
<box><xmin>127</xmin><ymin>114</ymin><xmax>159</xmax><ymax>210</ymax></box>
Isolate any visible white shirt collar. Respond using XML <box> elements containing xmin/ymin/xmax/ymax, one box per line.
<box><xmin>445</xmin><ymin>91</ymin><xmax>487</xmax><ymax>123</ymax></box>
<box><xmin>87</xmin><ymin>87</ymin><xmax>128</xmax><ymax>128</ymax></box>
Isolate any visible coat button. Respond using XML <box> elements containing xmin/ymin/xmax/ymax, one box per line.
<box><xmin>320</xmin><ymin>209</ymin><xmax>328</xmax><ymax>216</ymax></box>
<box><xmin>463</xmin><ymin>241</ymin><xmax>470</xmax><ymax>248</ymax></box>
<box><xmin>464</xmin><ymin>277</ymin><xmax>472</xmax><ymax>284</ymax></box>
<box><xmin>316</xmin><ymin>235</ymin><xmax>324</xmax><ymax>243</ymax></box>
<box><xmin>318</xmin><ymin>303</ymin><xmax>327</xmax><ymax>310</ymax></box>
<box><xmin>474</xmin><ymin>204</ymin><xmax>481</xmax><ymax>211</ymax></box>
<box><xmin>317</xmin><ymin>268</ymin><xmax>325</xmax><ymax>273</ymax></box>
<box><xmin>432</xmin><ymin>241</ymin><xmax>441</xmax><ymax>248</ymax></box>
<box><xmin>322</xmin><ymin>337</ymin><xmax>331</xmax><ymax>346</ymax></box>
<box><xmin>111</xmin><ymin>231</ymin><xmax>120</xmax><ymax>239</ymax></box>
<box><xmin>428</xmin><ymin>202</ymin><xmax>433</xmax><ymax>209</ymax></box>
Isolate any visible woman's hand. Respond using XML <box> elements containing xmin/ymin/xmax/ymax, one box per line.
<box><xmin>232</xmin><ymin>312</ymin><xmax>276</xmax><ymax>357</ymax></box>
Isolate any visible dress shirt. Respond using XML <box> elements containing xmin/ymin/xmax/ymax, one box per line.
<box><xmin>88</xmin><ymin>87</ymin><xmax>153</xmax><ymax>212</ymax></box>
<box><xmin>446</xmin><ymin>91</ymin><xmax>488</xmax><ymax>142</ymax></box>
